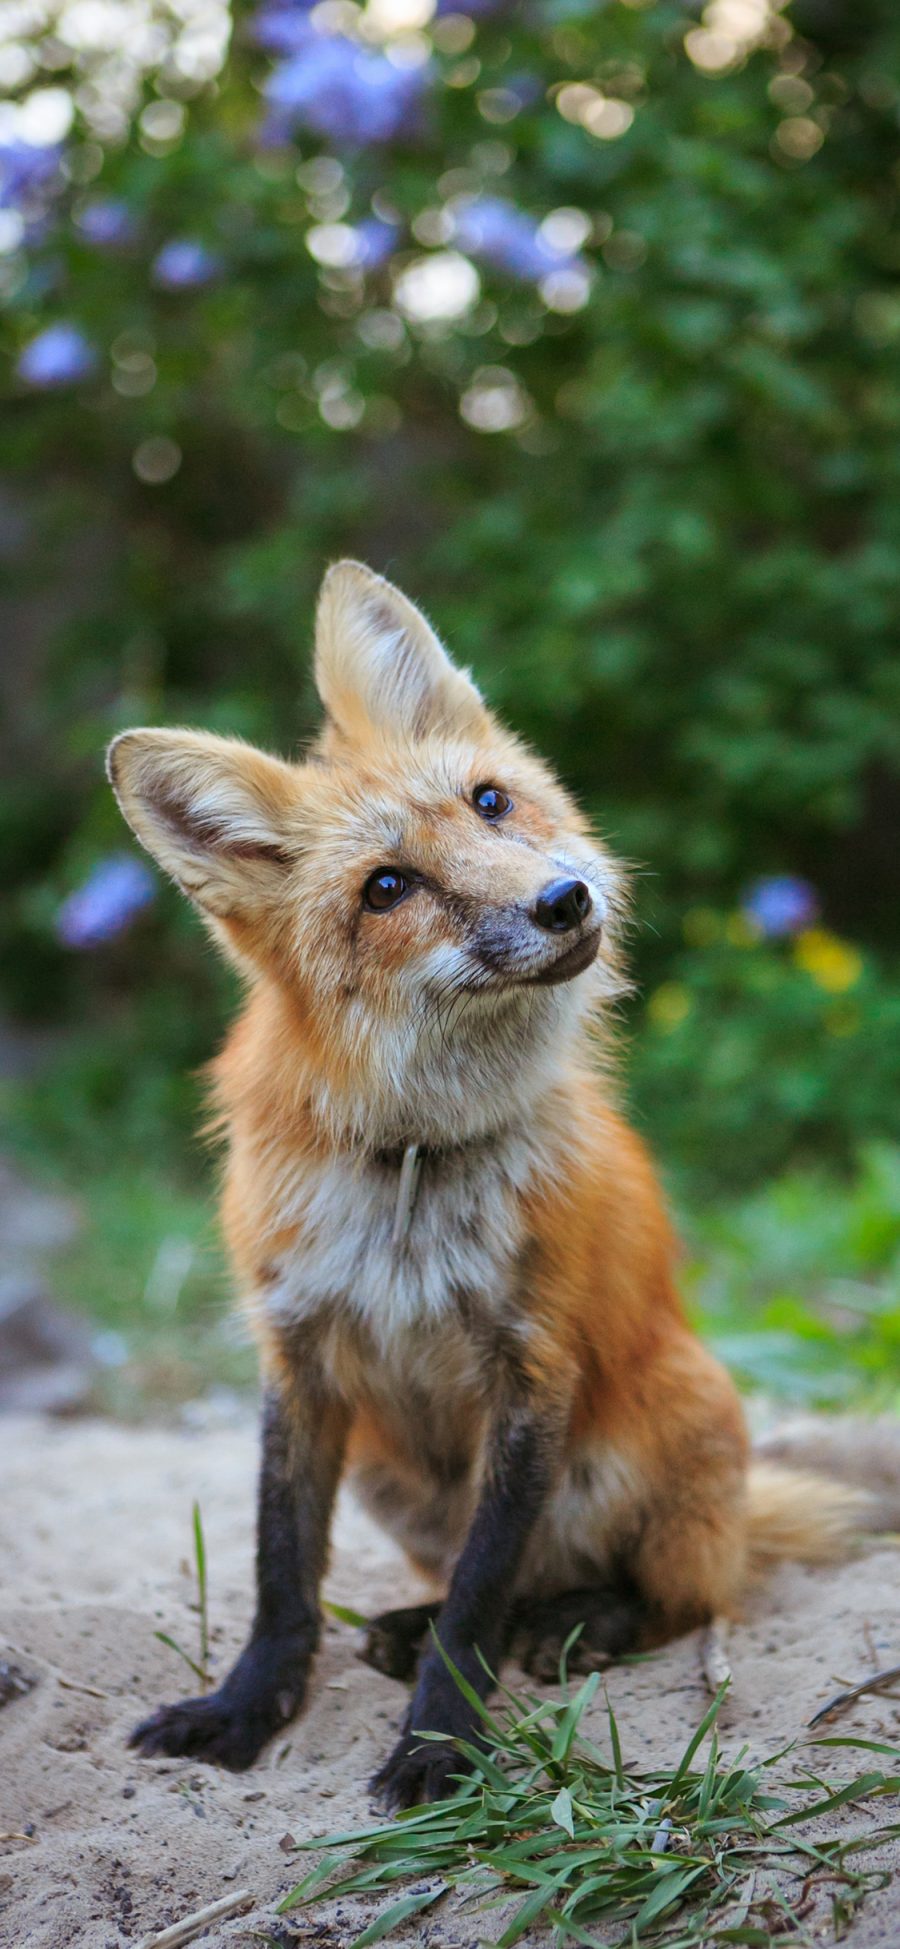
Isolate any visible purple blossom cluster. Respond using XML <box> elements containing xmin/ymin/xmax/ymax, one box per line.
<box><xmin>0</xmin><ymin>139</ymin><xmax>61</xmax><ymax>214</ymax></box>
<box><xmin>17</xmin><ymin>323</ymin><xmax>97</xmax><ymax>389</ymax></box>
<box><xmin>252</xmin><ymin>0</ymin><xmax>319</xmax><ymax>56</ymax></box>
<box><xmin>75</xmin><ymin>197</ymin><xmax>136</xmax><ymax>249</ymax></box>
<box><xmin>742</xmin><ymin>875</ymin><xmax>819</xmax><ymax>939</ymax></box>
<box><xmin>354</xmin><ymin>215</ymin><xmax>400</xmax><ymax>270</ymax></box>
<box><xmin>262</xmin><ymin>28</ymin><xmax>427</xmax><ymax>147</ymax></box>
<box><xmin>152</xmin><ymin>239</ymin><xmax>222</xmax><ymax>289</ymax></box>
<box><xmin>56</xmin><ymin>855</ymin><xmax>156</xmax><ymax>950</ymax></box>
<box><xmin>452</xmin><ymin>197</ymin><xmax>579</xmax><ymax>283</ymax></box>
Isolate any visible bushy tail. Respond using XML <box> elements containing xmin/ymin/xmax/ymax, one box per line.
<box><xmin>747</xmin><ymin>1417</ymin><xmax>900</xmax><ymax>1572</ymax></box>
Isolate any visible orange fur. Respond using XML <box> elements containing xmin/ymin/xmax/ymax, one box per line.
<box><xmin>110</xmin><ymin>561</ymin><xmax>876</xmax><ymax>1664</ymax></box>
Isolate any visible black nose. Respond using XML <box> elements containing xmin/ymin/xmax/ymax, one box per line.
<box><xmin>532</xmin><ymin>877</ymin><xmax>593</xmax><ymax>933</ymax></box>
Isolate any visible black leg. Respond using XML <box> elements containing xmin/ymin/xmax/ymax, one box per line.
<box><xmin>358</xmin><ymin>1602</ymin><xmax>443</xmax><ymax>1681</ymax></box>
<box><xmin>511</xmin><ymin>1583</ymin><xmax>648</xmax><ymax>1683</ymax></box>
<box><xmin>131</xmin><ymin>1374</ymin><xmax>348</xmax><ymax>1770</ymax></box>
<box><xmin>371</xmin><ymin>1400</ymin><xmax>564</xmax><ymax>1810</ymax></box>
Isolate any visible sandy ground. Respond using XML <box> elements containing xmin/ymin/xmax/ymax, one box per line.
<box><xmin>2</xmin><ymin>1410</ymin><xmax>899</xmax><ymax>1949</ymax></box>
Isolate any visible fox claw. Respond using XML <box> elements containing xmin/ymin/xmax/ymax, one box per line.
<box><xmin>370</xmin><ymin>1733</ymin><xmax>472</xmax><ymax>1811</ymax></box>
<box><xmin>130</xmin><ymin>1691</ymin><xmax>277</xmax><ymax>1770</ymax></box>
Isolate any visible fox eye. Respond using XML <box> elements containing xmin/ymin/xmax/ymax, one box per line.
<box><xmin>473</xmin><ymin>784</ymin><xmax>513</xmax><ymax>821</ymax></box>
<box><xmin>364</xmin><ymin>869</ymin><xmax>409</xmax><ymax>912</ymax></box>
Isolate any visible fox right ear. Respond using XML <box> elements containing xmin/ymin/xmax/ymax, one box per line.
<box><xmin>314</xmin><ymin>560</ymin><xmax>489</xmax><ymax>743</ymax></box>
<box><xmin>107</xmin><ymin>728</ymin><xmax>302</xmax><ymax>922</ymax></box>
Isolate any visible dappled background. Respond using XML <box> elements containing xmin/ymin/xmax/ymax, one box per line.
<box><xmin>2</xmin><ymin>0</ymin><xmax>899</xmax><ymax>1414</ymax></box>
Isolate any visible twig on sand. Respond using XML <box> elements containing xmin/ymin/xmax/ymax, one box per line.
<box><xmin>701</xmin><ymin>1617</ymin><xmax>732</xmax><ymax>1694</ymax></box>
<box><xmin>4</xmin><ymin>1642</ymin><xmax>109</xmax><ymax>1701</ymax></box>
<box><xmin>57</xmin><ymin>1674</ymin><xmax>109</xmax><ymax>1699</ymax></box>
<box><xmin>808</xmin><ymin>1661</ymin><xmax>900</xmax><ymax>1728</ymax></box>
<box><xmin>135</xmin><ymin>1888</ymin><xmax>253</xmax><ymax>1948</ymax></box>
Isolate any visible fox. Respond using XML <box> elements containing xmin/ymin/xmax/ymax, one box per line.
<box><xmin>108</xmin><ymin>559</ymin><xmax>888</xmax><ymax>1810</ymax></box>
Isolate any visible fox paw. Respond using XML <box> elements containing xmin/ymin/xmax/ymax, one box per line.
<box><xmin>358</xmin><ymin>1602</ymin><xmax>442</xmax><ymax>1682</ymax></box>
<box><xmin>370</xmin><ymin>1732</ymin><xmax>472</xmax><ymax>1811</ymax></box>
<box><xmin>130</xmin><ymin>1686</ymin><xmax>292</xmax><ymax>1771</ymax></box>
<box><xmin>518</xmin><ymin>1631</ymin><xmax>613</xmax><ymax>1683</ymax></box>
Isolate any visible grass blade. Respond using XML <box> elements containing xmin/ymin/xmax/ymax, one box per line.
<box><xmin>323</xmin><ymin>1599</ymin><xmax>370</xmax><ymax>1629</ymax></box>
<box><xmin>347</xmin><ymin>1884</ymin><xmax>445</xmax><ymax>1947</ymax></box>
<box><xmin>153</xmin><ymin>1629</ymin><xmax>208</xmax><ymax>1687</ymax></box>
<box><xmin>192</xmin><ymin>1500</ymin><xmax>209</xmax><ymax>1687</ymax></box>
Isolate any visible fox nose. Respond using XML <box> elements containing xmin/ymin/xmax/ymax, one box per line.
<box><xmin>532</xmin><ymin>877</ymin><xmax>593</xmax><ymax>934</ymax></box>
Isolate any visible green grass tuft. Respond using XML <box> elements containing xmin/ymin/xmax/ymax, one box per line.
<box><xmin>281</xmin><ymin>1663</ymin><xmax>900</xmax><ymax>1949</ymax></box>
<box><xmin>154</xmin><ymin>1499</ymin><xmax>213</xmax><ymax>1691</ymax></box>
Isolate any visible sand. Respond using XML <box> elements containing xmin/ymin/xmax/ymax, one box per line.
<box><xmin>2</xmin><ymin>1407</ymin><xmax>899</xmax><ymax>1949</ymax></box>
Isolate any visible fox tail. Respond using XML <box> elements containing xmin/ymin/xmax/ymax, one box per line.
<box><xmin>747</xmin><ymin>1417</ymin><xmax>900</xmax><ymax>1571</ymax></box>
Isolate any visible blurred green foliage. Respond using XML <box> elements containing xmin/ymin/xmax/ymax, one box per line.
<box><xmin>632</xmin><ymin>922</ymin><xmax>900</xmax><ymax>1193</ymax></box>
<box><xmin>686</xmin><ymin>1143</ymin><xmax>900</xmax><ymax>1408</ymax></box>
<box><xmin>2</xmin><ymin>0</ymin><xmax>899</xmax><ymax>1269</ymax></box>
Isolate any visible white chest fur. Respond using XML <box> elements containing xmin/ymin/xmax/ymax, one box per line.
<box><xmin>260</xmin><ymin>1126</ymin><xmax>546</xmax><ymax>1351</ymax></box>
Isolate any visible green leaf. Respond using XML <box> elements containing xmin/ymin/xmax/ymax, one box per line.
<box><xmin>153</xmin><ymin>1630</ymin><xmax>208</xmax><ymax>1687</ymax></box>
<box><xmin>550</xmin><ymin>1786</ymin><xmax>575</xmax><ymax>1838</ymax></box>
<box><xmin>323</xmin><ymin>1599</ymin><xmax>370</xmax><ymax>1629</ymax></box>
<box><xmin>552</xmin><ymin>1673</ymin><xmax>602</xmax><ymax>1766</ymax></box>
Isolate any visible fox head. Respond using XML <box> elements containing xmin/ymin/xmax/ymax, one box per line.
<box><xmin>108</xmin><ymin>562</ymin><xmax>627</xmax><ymax>1148</ymax></box>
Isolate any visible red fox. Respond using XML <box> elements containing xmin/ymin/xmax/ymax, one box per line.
<box><xmin>109</xmin><ymin>561</ymin><xmax>882</xmax><ymax>1809</ymax></box>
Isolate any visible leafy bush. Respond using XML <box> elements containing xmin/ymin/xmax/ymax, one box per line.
<box><xmin>631</xmin><ymin>916</ymin><xmax>900</xmax><ymax>1191</ymax></box>
<box><xmin>685</xmin><ymin>1143</ymin><xmax>900</xmax><ymax>1407</ymax></box>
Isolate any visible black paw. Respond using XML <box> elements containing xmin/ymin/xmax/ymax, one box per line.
<box><xmin>130</xmin><ymin>1635</ymin><xmax>310</xmax><ymax>1770</ymax></box>
<box><xmin>518</xmin><ymin>1633</ymin><xmax>613</xmax><ymax>1684</ymax></box>
<box><xmin>358</xmin><ymin>1602</ymin><xmax>442</xmax><ymax>1682</ymax></box>
<box><xmin>512</xmin><ymin>1585</ymin><xmax>645</xmax><ymax>1684</ymax></box>
<box><xmin>370</xmin><ymin>1731</ymin><xmax>473</xmax><ymax>1810</ymax></box>
<box><xmin>130</xmin><ymin>1685</ymin><xmax>290</xmax><ymax>1770</ymax></box>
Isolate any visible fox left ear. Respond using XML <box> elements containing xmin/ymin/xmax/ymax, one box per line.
<box><xmin>314</xmin><ymin>560</ymin><xmax>489</xmax><ymax>742</ymax></box>
<box><xmin>107</xmin><ymin>728</ymin><xmax>301</xmax><ymax>925</ymax></box>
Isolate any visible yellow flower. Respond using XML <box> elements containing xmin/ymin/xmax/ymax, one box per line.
<box><xmin>793</xmin><ymin>928</ymin><xmax>863</xmax><ymax>995</ymax></box>
<box><xmin>648</xmin><ymin>982</ymin><xmax>692</xmax><ymax>1031</ymax></box>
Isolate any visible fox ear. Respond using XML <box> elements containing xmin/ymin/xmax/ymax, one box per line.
<box><xmin>107</xmin><ymin>728</ymin><xmax>301</xmax><ymax>921</ymax></box>
<box><xmin>314</xmin><ymin>560</ymin><xmax>488</xmax><ymax>742</ymax></box>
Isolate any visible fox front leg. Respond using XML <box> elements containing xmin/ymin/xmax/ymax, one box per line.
<box><xmin>371</xmin><ymin>1400</ymin><xmax>563</xmax><ymax>1810</ymax></box>
<box><xmin>131</xmin><ymin>1374</ymin><xmax>348</xmax><ymax>1770</ymax></box>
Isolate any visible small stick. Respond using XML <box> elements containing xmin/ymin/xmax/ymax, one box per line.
<box><xmin>701</xmin><ymin>1617</ymin><xmax>732</xmax><ymax>1694</ymax></box>
<box><xmin>4</xmin><ymin>1640</ymin><xmax>109</xmax><ymax>1701</ymax></box>
<box><xmin>135</xmin><ymin>1888</ymin><xmax>253</xmax><ymax>1948</ymax></box>
<box><xmin>807</xmin><ymin>1661</ymin><xmax>900</xmax><ymax>1728</ymax></box>
<box><xmin>57</xmin><ymin>1675</ymin><xmax>109</xmax><ymax>1699</ymax></box>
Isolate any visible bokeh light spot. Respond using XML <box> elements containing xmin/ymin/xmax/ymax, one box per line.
<box><xmin>394</xmin><ymin>251</ymin><xmax>479</xmax><ymax>322</ymax></box>
<box><xmin>133</xmin><ymin>437</ymin><xmax>182</xmax><ymax>484</ymax></box>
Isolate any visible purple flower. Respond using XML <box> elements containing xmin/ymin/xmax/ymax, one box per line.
<box><xmin>0</xmin><ymin>140</ymin><xmax>62</xmax><ymax>212</ymax></box>
<box><xmin>355</xmin><ymin>215</ymin><xmax>400</xmax><ymax>270</ymax></box>
<box><xmin>264</xmin><ymin>34</ymin><xmax>426</xmax><ymax>146</ymax></box>
<box><xmin>17</xmin><ymin>323</ymin><xmax>97</xmax><ymax>388</ymax></box>
<box><xmin>452</xmin><ymin>197</ymin><xmax>575</xmax><ymax>282</ymax></box>
<box><xmin>252</xmin><ymin>0</ymin><xmax>318</xmax><ymax>55</ymax></box>
<box><xmin>57</xmin><ymin>855</ymin><xmax>156</xmax><ymax>950</ymax></box>
<box><xmin>152</xmin><ymin>239</ymin><xmax>221</xmax><ymax>289</ymax></box>
<box><xmin>75</xmin><ymin>197</ymin><xmax>136</xmax><ymax>248</ymax></box>
<box><xmin>742</xmin><ymin>875</ymin><xmax>820</xmax><ymax>940</ymax></box>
